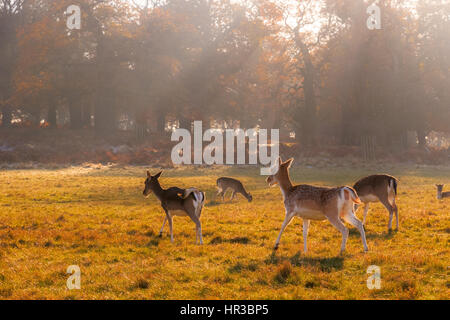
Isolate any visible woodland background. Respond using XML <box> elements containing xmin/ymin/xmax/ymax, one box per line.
<box><xmin>0</xmin><ymin>0</ymin><xmax>449</xmax><ymax>165</ymax></box>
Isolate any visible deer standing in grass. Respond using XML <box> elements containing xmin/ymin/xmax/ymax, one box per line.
<box><xmin>216</xmin><ymin>177</ymin><xmax>253</xmax><ymax>202</ymax></box>
<box><xmin>353</xmin><ymin>174</ymin><xmax>399</xmax><ymax>231</ymax></box>
<box><xmin>143</xmin><ymin>171</ymin><xmax>205</xmax><ymax>244</ymax></box>
<box><xmin>266</xmin><ymin>157</ymin><xmax>368</xmax><ymax>254</ymax></box>
<box><xmin>436</xmin><ymin>184</ymin><xmax>450</xmax><ymax>200</ymax></box>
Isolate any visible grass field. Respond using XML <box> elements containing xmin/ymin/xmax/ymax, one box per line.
<box><xmin>0</xmin><ymin>164</ymin><xmax>449</xmax><ymax>300</ymax></box>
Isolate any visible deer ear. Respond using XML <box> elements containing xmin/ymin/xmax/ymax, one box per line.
<box><xmin>154</xmin><ymin>171</ymin><xmax>163</xmax><ymax>179</ymax></box>
<box><xmin>147</xmin><ymin>170</ymin><xmax>151</xmax><ymax>177</ymax></box>
<box><xmin>284</xmin><ymin>158</ymin><xmax>294</xmax><ymax>168</ymax></box>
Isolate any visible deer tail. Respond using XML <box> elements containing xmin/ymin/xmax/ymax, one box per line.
<box><xmin>390</xmin><ymin>177</ymin><xmax>398</xmax><ymax>196</ymax></box>
<box><xmin>184</xmin><ymin>188</ymin><xmax>205</xmax><ymax>217</ymax></box>
<box><xmin>343</xmin><ymin>187</ymin><xmax>361</xmax><ymax>204</ymax></box>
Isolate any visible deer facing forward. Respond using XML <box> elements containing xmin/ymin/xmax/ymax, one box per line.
<box><xmin>436</xmin><ymin>184</ymin><xmax>450</xmax><ymax>200</ymax></box>
<box><xmin>143</xmin><ymin>171</ymin><xmax>205</xmax><ymax>244</ymax></box>
<box><xmin>266</xmin><ymin>157</ymin><xmax>368</xmax><ymax>254</ymax></box>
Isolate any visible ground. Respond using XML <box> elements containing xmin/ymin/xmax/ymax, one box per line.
<box><xmin>0</xmin><ymin>164</ymin><xmax>448</xmax><ymax>300</ymax></box>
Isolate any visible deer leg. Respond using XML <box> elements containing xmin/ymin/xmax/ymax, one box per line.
<box><xmin>379</xmin><ymin>197</ymin><xmax>394</xmax><ymax>231</ymax></box>
<box><xmin>216</xmin><ymin>188</ymin><xmax>223</xmax><ymax>201</ymax></box>
<box><xmin>274</xmin><ymin>212</ymin><xmax>294</xmax><ymax>250</ymax></box>
<box><xmin>168</xmin><ymin>216</ymin><xmax>174</xmax><ymax>243</ymax></box>
<box><xmin>302</xmin><ymin>219</ymin><xmax>310</xmax><ymax>253</ymax></box>
<box><xmin>221</xmin><ymin>189</ymin><xmax>226</xmax><ymax>201</ymax></box>
<box><xmin>342</xmin><ymin>209</ymin><xmax>368</xmax><ymax>252</ymax></box>
<box><xmin>362</xmin><ymin>203</ymin><xmax>370</xmax><ymax>225</ymax></box>
<box><xmin>196</xmin><ymin>221</ymin><xmax>203</xmax><ymax>245</ymax></box>
<box><xmin>159</xmin><ymin>216</ymin><xmax>167</xmax><ymax>237</ymax></box>
<box><xmin>327</xmin><ymin>214</ymin><xmax>349</xmax><ymax>254</ymax></box>
<box><xmin>392</xmin><ymin>197</ymin><xmax>399</xmax><ymax>230</ymax></box>
<box><xmin>190</xmin><ymin>214</ymin><xmax>203</xmax><ymax>245</ymax></box>
<box><xmin>230</xmin><ymin>191</ymin><xmax>236</xmax><ymax>201</ymax></box>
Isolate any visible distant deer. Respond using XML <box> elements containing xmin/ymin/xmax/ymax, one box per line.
<box><xmin>353</xmin><ymin>174</ymin><xmax>399</xmax><ymax>231</ymax></box>
<box><xmin>436</xmin><ymin>184</ymin><xmax>450</xmax><ymax>200</ymax></box>
<box><xmin>216</xmin><ymin>177</ymin><xmax>253</xmax><ymax>202</ymax></box>
<box><xmin>143</xmin><ymin>171</ymin><xmax>205</xmax><ymax>244</ymax></box>
<box><xmin>266</xmin><ymin>157</ymin><xmax>368</xmax><ymax>254</ymax></box>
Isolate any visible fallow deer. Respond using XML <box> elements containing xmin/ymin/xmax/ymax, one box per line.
<box><xmin>436</xmin><ymin>184</ymin><xmax>450</xmax><ymax>200</ymax></box>
<box><xmin>353</xmin><ymin>174</ymin><xmax>399</xmax><ymax>231</ymax></box>
<box><xmin>143</xmin><ymin>171</ymin><xmax>205</xmax><ymax>244</ymax></box>
<box><xmin>216</xmin><ymin>177</ymin><xmax>253</xmax><ymax>202</ymax></box>
<box><xmin>266</xmin><ymin>157</ymin><xmax>368</xmax><ymax>254</ymax></box>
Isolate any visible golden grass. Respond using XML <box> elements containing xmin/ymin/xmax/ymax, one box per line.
<box><xmin>0</xmin><ymin>164</ymin><xmax>448</xmax><ymax>300</ymax></box>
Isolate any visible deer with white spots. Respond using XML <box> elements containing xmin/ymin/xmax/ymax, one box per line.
<box><xmin>353</xmin><ymin>174</ymin><xmax>399</xmax><ymax>231</ymax></box>
<box><xmin>143</xmin><ymin>171</ymin><xmax>205</xmax><ymax>244</ymax></box>
<box><xmin>266</xmin><ymin>157</ymin><xmax>368</xmax><ymax>254</ymax></box>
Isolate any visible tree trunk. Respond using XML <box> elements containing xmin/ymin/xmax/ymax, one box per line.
<box><xmin>94</xmin><ymin>103</ymin><xmax>116</xmax><ymax>133</ymax></box>
<box><xmin>156</xmin><ymin>111</ymin><xmax>166</xmax><ymax>133</ymax></box>
<box><xmin>1</xmin><ymin>106</ymin><xmax>12</xmax><ymax>127</ymax></box>
<box><xmin>82</xmin><ymin>104</ymin><xmax>91</xmax><ymax>128</ymax></box>
<box><xmin>69</xmin><ymin>102</ymin><xmax>82</xmax><ymax>129</ymax></box>
<box><xmin>48</xmin><ymin>106</ymin><xmax>57</xmax><ymax>128</ymax></box>
<box><xmin>417</xmin><ymin>129</ymin><xmax>427</xmax><ymax>148</ymax></box>
<box><xmin>295</xmin><ymin>36</ymin><xmax>317</xmax><ymax>146</ymax></box>
<box><xmin>179</xmin><ymin>116</ymin><xmax>191</xmax><ymax>131</ymax></box>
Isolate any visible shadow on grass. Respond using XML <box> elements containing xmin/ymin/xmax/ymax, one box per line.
<box><xmin>209</xmin><ymin>236</ymin><xmax>251</xmax><ymax>245</ymax></box>
<box><xmin>364</xmin><ymin>229</ymin><xmax>398</xmax><ymax>240</ymax></box>
<box><xmin>266</xmin><ymin>251</ymin><xmax>344</xmax><ymax>273</ymax></box>
<box><xmin>347</xmin><ymin>226</ymin><xmax>398</xmax><ymax>240</ymax></box>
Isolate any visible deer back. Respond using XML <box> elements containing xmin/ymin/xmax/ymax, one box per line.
<box><xmin>285</xmin><ymin>185</ymin><xmax>342</xmax><ymax>211</ymax></box>
<box><xmin>354</xmin><ymin>174</ymin><xmax>397</xmax><ymax>199</ymax></box>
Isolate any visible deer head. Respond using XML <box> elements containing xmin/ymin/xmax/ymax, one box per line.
<box><xmin>143</xmin><ymin>171</ymin><xmax>162</xmax><ymax>197</ymax></box>
<box><xmin>266</xmin><ymin>157</ymin><xmax>293</xmax><ymax>187</ymax></box>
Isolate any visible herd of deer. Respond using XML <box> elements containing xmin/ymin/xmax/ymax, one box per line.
<box><xmin>143</xmin><ymin>157</ymin><xmax>449</xmax><ymax>254</ymax></box>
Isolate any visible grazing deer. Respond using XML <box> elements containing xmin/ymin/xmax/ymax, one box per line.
<box><xmin>436</xmin><ymin>184</ymin><xmax>450</xmax><ymax>200</ymax></box>
<box><xmin>143</xmin><ymin>171</ymin><xmax>205</xmax><ymax>244</ymax></box>
<box><xmin>266</xmin><ymin>157</ymin><xmax>368</xmax><ymax>254</ymax></box>
<box><xmin>216</xmin><ymin>177</ymin><xmax>253</xmax><ymax>202</ymax></box>
<box><xmin>353</xmin><ymin>174</ymin><xmax>399</xmax><ymax>231</ymax></box>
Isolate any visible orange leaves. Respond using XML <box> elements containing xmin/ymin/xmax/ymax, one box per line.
<box><xmin>258</xmin><ymin>0</ymin><xmax>284</xmax><ymax>24</ymax></box>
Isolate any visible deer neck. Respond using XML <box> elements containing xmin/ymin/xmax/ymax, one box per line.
<box><xmin>151</xmin><ymin>181</ymin><xmax>166</xmax><ymax>201</ymax></box>
<box><xmin>437</xmin><ymin>191</ymin><xmax>442</xmax><ymax>199</ymax></box>
<box><xmin>278</xmin><ymin>176</ymin><xmax>293</xmax><ymax>199</ymax></box>
<box><xmin>239</xmin><ymin>188</ymin><xmax>250</xmax><ymax>199</ymax></box>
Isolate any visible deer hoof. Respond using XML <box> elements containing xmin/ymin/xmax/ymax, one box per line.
<box><xmin>273</xmin><ymin>244</ymin><xmax>279</xmax><ymax>251</ymax></box>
